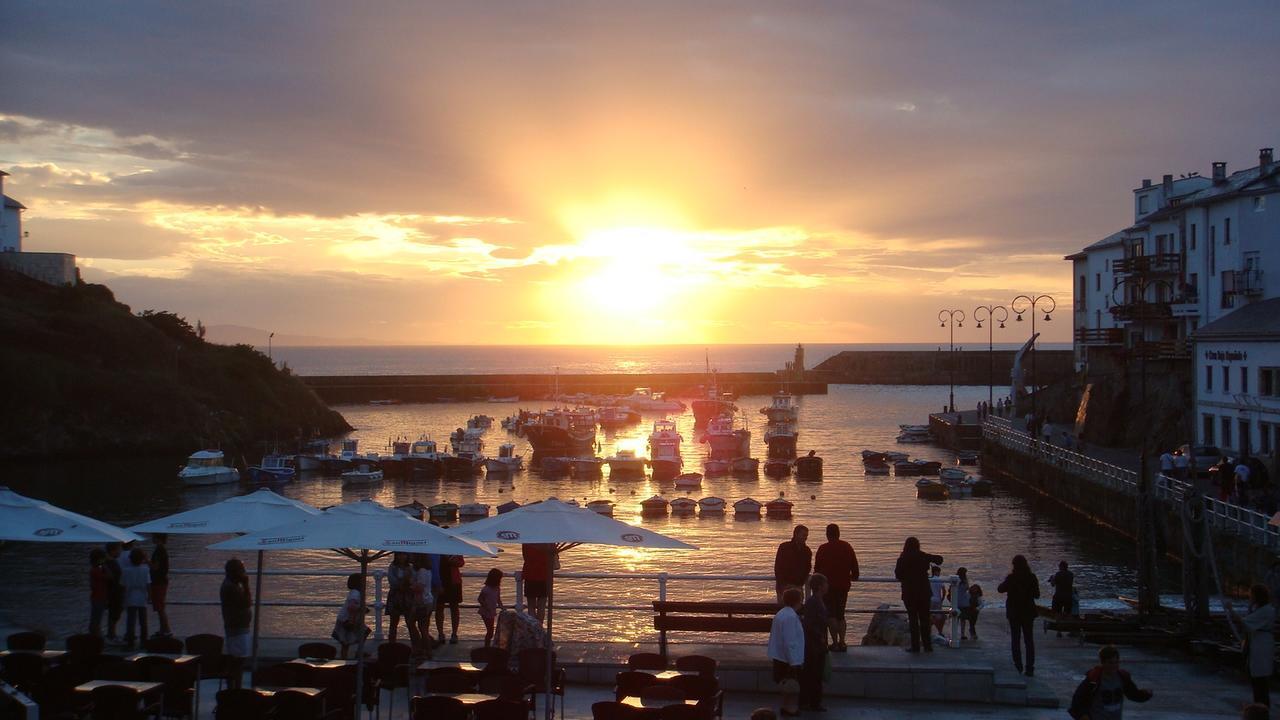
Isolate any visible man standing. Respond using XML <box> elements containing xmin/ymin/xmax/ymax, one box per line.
<box><xmin>150</xmin><ymin>533</ymin><xmax>172</xmax><ymax>638</ymax></box>
<box><xmin>773</xmin><ymin>525</ymin><xmax>812</xmax><ymax>603</ymax></box>
<box><xmin>799</xmin><ymin>574</ymin><xmax>829</xmax><ymax>713</ymax></box>
<box><xmin>813</xmin><ymin>524</ymin><xmax>858</xmax><ymax>652</ymax></box>
<box><xmin>1050</xmin><ymin>561</ymin><xmax>1075</xmax><ymax>637</ymax></box>
<box><xmin>104</xmin><ymin>542</ymin><xmax>124</xmax><ymax>643</ymax></box>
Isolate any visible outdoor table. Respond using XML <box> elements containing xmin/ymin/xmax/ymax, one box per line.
<box><xmin>423</xmin><ymin>692</ymin><xmax>500</xmax><ymax>706</ymax></box>
<box><xmin>621</xmin><ymin>695</ymin><xmax>699</xmax><ymax>709</ymax></box>
<box><xmin>633</xmin><ymin>669</ymin><xmax>692</xmax><ymax>680</ymax></box>
<box><xmin>288</xmin><ymin>657</ymin><xmax>359</xmax><ymax>670</ymax></box>
<box><xmin>253</xmin><ymin>685</ymin><xmax>327</xmax><ymax>698</ymax></box>
<box><xmin>124</xmin><ymin>653</ymin><xmax>200</xmax><ymax>665</ymax></box>
<box><xmin>418</xmin><ymin>660</ymin><xmax>487</xmax><ymax>673</ymax></box>
<box><xmin>75</xmin><ymin>680</ymin><xmax>165</xmax><ymax>696</ymax></box>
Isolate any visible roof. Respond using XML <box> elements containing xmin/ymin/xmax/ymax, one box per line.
<box><xmin>3</xmin><ymin>195</ymin><xmax>25</xmax><ymax>210</ymax></box>
<box><xmin>1066</xmin><ymin>231</ymin><xmax>1124</xmax><ymax>260</ymax></box>
<box><xmin>1193</xmin><ymin>298</ymin><xmax>1280</xmax><ymax>341</ymax></box>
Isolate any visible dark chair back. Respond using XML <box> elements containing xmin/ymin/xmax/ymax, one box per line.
<box><xmin>640</xmin><ymin>684</ymin><xmax>686</xmax><ymax>704</ymax></box>
<box><xmin>659</xmin><ymin>704</ymin><xmax>709</xmax><ymax>720</ymax></box>
<box><xmin>6</xmin><ymin>631</ymin><xmax>46</xmax><ymax>651</ymax></box>
<box><xmin>254</xmin><ymin>661</ymin><xmax>308</xmax><ymax>688</ymax></box>
<box><xmin>298</xmin><ymin>642</ymin><xmax>337</xmax><ymax>660</ymax></box>
<box><xmin>214</xmin><ymin>688</ymin><xmax>273</xmax><ymax>720</ymax></box>
<box><xmin>271</xmin><ymin>689</ymin><xmax>326</xmax><ymax>719</ymax></box>
<box><xmin>424</xmin><ymin>671</ymin><xmax>478</xmax><ymax>693</ymax></box>
<box><xmin>91</xmin><ymin>684</ymin><xmax>146</xmax><ymax>720</ymax></box>
<box><xmin>614</xmin><ymin>670</ymin><xmax>658</xmax><ymax>701</ymax></box>
<box><xmin>33</xmin><ymin>664</ymin><xmax>85</xmax><ymax>718</ymax></box>
<box><xmin>627</xmin><ymin>652</ymin><xmax>666</xmax><ymax>670</ymax></box>
<box><xmin>138</xmin><ymin>655</ymin><xmax>197</xmax><ymax>718</ymax></box>
<box><xmin>478</xmin><ymin>673</ymin><xmax>533</xmax><ymax>701</ymax></box>
<box><xmin>1</xmin><ymin>653</ymin><xmax>45</xmax><ymax>693</ymax></box>
<box><xmin>65</xmin><ymin>633</ymin><xmax>105</xmax><ymax>664</ymax></box>
<box><xmin>313</xmin><ymin>664</ymin><xmax>358</xmax><ymax>720</ymax></box>
<box><xmin>669</xmin><ymin>675</ymin><xmax>718</xmax><ymax>702</ymax></box>
<box><xmin>470</xmin><ymin>646</ymin><xmax>510</xmax><ymax>672</ymax></box>
<box><xmin>184</xmin><ymin>633</ymin><xmax>223</xmax><ymax>656</ymax></box>
<box><xmin>143</xmin><ymin>636</ymin><xmax>184</xmax><ymax>654</ymax></box>
<box><xmin>673</xmin><ymin>655</ymin><xmax>717</xmax><ymax>677</ymax></box>
<box><xmin>474</xmin><ymin>698</ymin><xmax>528</xmax><ymax>720</ymax></box>
<box><xmin>412</xmin><ymin>695</ymin><xmax>469</xmax><ymax>720</ymax></box>
<box><xmin>516</xmin><ymin>648</ymin><xmax>557</xmax><ymax>687</ymax></box>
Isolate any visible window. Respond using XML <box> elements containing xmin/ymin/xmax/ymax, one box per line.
<box><xmin>1221</xmin><ymin>416</ymin><xmax>1233</xmax><ymax>449</ymax></box>
<box><xmin>1188</xmin><ymin>273</ymin><xmax>1198</xmax><ymax>296</ymax></box>
<box><xmin>1263</xmin><ymin>422</ymin><xmax>1273</xmax><ymax>455</ymax></box>
<box><xmin>1240</xmin><ymin>419</ymin><xmax>1252</xmax><ymax>456</ymax></box>
<box><xmin>1095</xmin><ymin>273</ymin><xmax>1101</xmax><ymax>291</ymax></box>
<box><xmin>1203</xmin><ymin>414</ymin><xmax>1215</xmax><ymax>445</ymax></box>
<box><xmin>1078</xmin><ymin>275</ymin><xmax>1087</xmax><ymax>310</ymax></box>
<box><xmin>1139</xmin><ymin>195</ymin><xmax>1149</xmax><ymax>214</ymax></box>
<box><xmin>1210</xmin><ymin>225</ymin><xmax>1217</xmax><ymax>276</ymax></box>
<box><xmin>1225</xmin><ymin>217</ymin><xmax>1231</xmax><ymax>245</ymax></box>
<box><xmin>1242</xmin><ymin>366</ymin><xmax>1249</xmax><ymax>394</ymax></box>
<box><xmin>1261</xmin><ymin>368</ymin><xmax>1280</xmax><ymax>397</ymax></box>
<box><xmin>1095</xmin><ymin>309</ymin><xmax>1101</xmax><ymax>329</ymax></box>
<box><xmin>1191</xmin><ymin>223</ymin><xmax>1197</xmax><ymax>251</ymax></box>
<box><xmin>1206</xmin><ymin>364</ymin><xmax>1214</xmax><ymax>391</ymax></box>
<box><xmin>1255</xmin><ymin>196</ymin><xmax>1267</xmax><ymax>212</ymax></box>
<box><xmin>1223</xmin><ymin>366</ymin><xmax>1231</xmax><ymax>393</ymax></box>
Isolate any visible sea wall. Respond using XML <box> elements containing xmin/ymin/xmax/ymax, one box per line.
<box><xmin>813</xmin><ymin>350</ymin><xmax>1075</xmax><ymax>386</ymax></box>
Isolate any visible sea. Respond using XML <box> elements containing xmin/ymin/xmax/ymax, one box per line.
<box><xmin>0</xmin><ymin>343</ymin><xmax>1150</xmax><ymax>646</ymax></box>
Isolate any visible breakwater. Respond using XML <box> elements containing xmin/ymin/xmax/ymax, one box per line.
<box><xmin>813</xmin><ymin>349</ymin><xmax>1075</xmax><ymax>386</ymax></box>
<box><xmin>300</xmin><ymin>372</ymin><xmax>826</xmax><ymax>404</ymax></box>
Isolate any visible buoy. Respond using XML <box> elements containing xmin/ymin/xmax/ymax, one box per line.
<box><xmin>810</xmin><ymin>494</ymin><xmax>816</xmax><ymax>500</ymax></box>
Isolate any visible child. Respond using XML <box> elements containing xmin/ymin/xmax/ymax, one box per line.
<box><xmin>953</xmin><ymin>567</ymin><xmax>971</xmax><ymax>640</ymax></box>
<box><xmin>331</xmin><ymin>574</ymin><xmax>370</xmax><ymax>659</ymax></box>
<box><xmin>411</xmin><ymin>555</ymin><xmax>435</xmax><ymax>658</ymax></box>
<box><xmin>965</xmin><ymin>582</ymin><xmax>984</xmax><ymax>639</ymax></box>
<box><xmin>121</xmin><ymin>548</ymin><xmax>151</xmax><ymax>649</ymax></box>
<box><xmin>89</xmin><ymin>549</ymin><xmax>109</xmax><ymax>637</ymax></box>
<box><xmin>928</xmin><ymin>565</ymin><xmax>949</xmax><ymax>641</ymax></box>
<box><xmin>477</xmin><ymin>569</ymin><xmax>505</xmax><ymax>647</ymax></box>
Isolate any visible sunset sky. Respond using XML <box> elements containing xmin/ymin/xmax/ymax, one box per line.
<box><xmin>4</xmin><ymin>2</ymin><xmax>1280</xmax><ymax>345</ymax></box>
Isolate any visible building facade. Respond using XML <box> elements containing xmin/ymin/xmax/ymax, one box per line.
<box><xmin>0</xmin><ymin>169</ymin><xmax>78</xmax><ymax>286</ymax></box>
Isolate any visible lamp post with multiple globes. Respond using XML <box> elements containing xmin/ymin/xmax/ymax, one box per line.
<box><xmin>938</xmin><ymin>309</ymin><xmax>965</xmax><ymax>413</ymax></box>
<box><xmin>1010</xmin><ymin>294</ymin><xmax>1055</xmax><ymax>418</ymax></box>
<box><xmin>973</xmin><ymin>304</ymin><xmax>1009</xmax><ymax>410</ymax></box>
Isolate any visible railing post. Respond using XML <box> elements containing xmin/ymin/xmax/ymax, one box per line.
<box><xmin>515</xmin><ymin>570</ymin><xmax>525</xmax><ymax>614</ymax></box>
<box><xmin>373</xmin><ymin>569</ymin><xmax>385</xmax><ymax>641</ymax></box>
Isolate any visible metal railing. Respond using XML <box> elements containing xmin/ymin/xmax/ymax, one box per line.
<box><xmin>983</xmin><ymin>418</ymin><xmax>1280</xmax><ymax>548</ymax></box>
<box><xmin>164</xmin><ymin>569</ymin><xmax>963</xmax><ymax>647</ymax></box>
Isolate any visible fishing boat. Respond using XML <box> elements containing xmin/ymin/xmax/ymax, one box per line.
<box><xmin>586</xmin><ymin>499</ymin><xmax>615</xmax><ymax>516</ymax></box>
<box><xmin>760</xmin><ymin>391</ymin><xmax>799</xmax><ymax>425</ymax></box>
<box><xmin>618</xmin><ymin>387</ymin><xmax>686</xmax><ymax>412</ymax></box>
<box><xmin>703</xmin><ymin>458</ymin><xmax>730</xmax><ymax>477</ymax></box>
<box><xmin>956</xmin><ymin>451</ymin><xmax>980</xmax><ymax>466</ymax></box>
<box><xmin>407</xmin><ymin>439</ymin><xmax>444</xmax><ymax>478</ymax></box>
<box><xmin>939</xmin><ymin>467</ymin><xmax>968</xmax><ymax>482</ymax></box>
<box><xmin>341</xmin><ymin>464</ymin><xmax>383</xmax><ymax>487</ymax></box>
<box><xmin>179</xmin><ymin>450</ymin><xmax>241</xmax><ymax>486</ymax></box>
<box><xmin>765</xmin><ymin>424</ymin><xmax>798</xmax><ymax>460</ymax></box>
<box><xmin>570</xmin><ymin>456</ymin><xmax>606</xmax><ymax>477</ymax></box>
<box><xmin>944</xmin><ymin>474</ymin><xmax>973</xmax><ymax>496</ymax></box>
<box><xmin>247</xmin><ymin>453</ymin><xmax>295</xmax><ymax>483</ymax></box>
<box><xmin>522</xmin><ymin>408</ymin><xmax>597</xmax><ymax>454</ymax></box>
<box><xmin>670</xmin><ymin>497</ymin><xmax>697</xmax><ymax>514</ymax></box>
<box><xmin>443</xmin><ymin>428</ymin><xmax>485</xmax><ymax>477</ymax></box>
<box><xmin>674</xmin><ymin>472</ymin><xmax>703</xmax><ymax>489</ymax></box>
<box><xmin>428</xmin><ymin>502</ymin><xmax>459</xmax><ymax>522</ymax></box>
<box><xmin>900</xmin><ymin>424</ymin><xmax>930</xmax><ymax>433</ymax></box>
<box><xmin>605</xmin><ymin>448</ymin><xmax>648</xmax><ymax>477</ymax></box>
<box><xmin>691</xmin><ymin>366</ymin><xmax>738</xmax><ymax>425</ymax></box>
<box><xmin>467</xmin><ymin>414</ymin><xmax>494</xmax><ymax>430</ymax></box>
<box><xmin>497</xmin><ymin>500</ymin><xmax>521</xmax><ymax>514</ymax></box>
<box><xmin>648</xmin><ymin>420</ymin><xmax>684</xmax><ymax>479</ymax></box>
<box><xmin>459</xmin><ymin>502</ymin><xmax>490</xmax><ymax>518</ymax></box>
<box><xmin>794</xmin><ymin>451</ymin><xmax>823</xmax><ymax>479</ymax></box>
<box><xmin>640</xmin><ymin>496</ymin><xmax>670</xmax><ymax>515</ymax></box>
<box><xmin>864</xmin><ymin>461</ymin><xmax>891</xmax><ymax>476</ymax></box>
<box><xmin>764</xmin><ymin>458</ymin><xmax>792</xmax><ymax>476</ymax></box>
<box><xmin>377</xmin><ymin>439</ymin><xmax>413</xmax><ymax>479</ymax></box>
<box><xmin>702</xmin><ymin>414</ymin><xmax>751</xmax><ymax>459</ymax></box>
<box><xmin>915</xmin><ymin>479</ymin><xmax>949</xmax><ymax>500</ymax></box>
<box><xmin>733</xmin><ymin>497</ymin><xmax>762</xmax><ymax>515</ymax></box>
<box><xmin>597</xmin><ymin>406</ymin><xmax>642</xmax><ymax>429</ymax></box>
<box><xmin>731</xmin><ymin>457</ymin><xmax>760</xmax><ymax>475</ymax></box>
<box><xmin>765</xmin><ymin>497</ymin><xmax>794</xmax><ymax>517</ymax></box>
<box><xmin>296</xmin><ymin>440</ymin><xmax>338</xmax><ymax>473</ymax></box>
<box><xmin>697</xmin><ymin>496</ymin><xmax>726</xmax><ymax>514</ymax></box>
<box><xmin>484</xmin><ymin>443</ymin><xmax>524</xmax><ymax>474</ymax></box>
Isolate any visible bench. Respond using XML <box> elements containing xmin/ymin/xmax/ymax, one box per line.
<box><xmin>653</xmin><ymin>602</ymin><xmax>780</xmax><ymax>657</ymax></box>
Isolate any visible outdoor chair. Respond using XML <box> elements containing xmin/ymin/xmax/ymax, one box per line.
<box><xmin>137</xmin><ymin>656</ymin><xmax>196</xmax><ymax>720</ymax></box>
<box><xmin>411</xmin><ymin>695</ymin><xmax>468</xmax><ymax>720</ymax></box>
<box><xmin>473</xmin><ymin>698</ymin><xmax>528</xmax><ymax>720</ymax></box>
<box><xmin>272</xmin><ymin>688</ymin><xmax>341</xmax><ymax>720</ymax></box>
<box><xmin>34</xmin><ymin>664</ymin><xmax>91</xmax><ymax>720</ymax></box>
<box><xmin>668</xmin><ymin>675</ymin><xmax>721</xmax><ymax>719</ymax></box>
<box><xmin>516</xmin><ymin>648</ymin><xmax>565</xmax><ymax>720</ymax></box>
<box><xmin>626</xmin><ymin>653</ymin><xmax>666</xmax><ymax>671</ymax></box>
<box><xmin>6</xmin><ymin>631</ymin><xmax>46</xmax><ymax>651</ymax></box>
<box><xmin>142</xmin><ymin>636</ymin><xmax>184</xmax><ymax>655</ymax></box>
<box><xmin>1</xmin><ymin>652</ymin><xmax>46</xmax><ymax>694</ymax></box>
<box><xmin>184</xmin><ymin>634</ymin><xmax>232</xmax><ymax>692</ymax></box>
<box><xmin>214</xmin><ymin>688</ymin><xmax>272</xmax><ymax>720</ymax></box>
<box><xmin>312</xmin><ymin>664</ymin><xmax>358</xmax><ymax>720</ymax></box>
<box><xmin>639</xmin><ymin>684</ymin><xmax>686</xmax><ymax>705</ymax></box>
<box><xmin>672</xmin><ymin>655</ymin><xmax>717</xmax><ymax>677</ymax></box>
<box><xmin>90</xmin><ymin>683</ymin><xmax>160</xmax><ymax>720</ymax></box>
<box><xmin>373</xmin><ymin>642</ymin><xmax>414</xmax><ymax>720</ymax></box>
<box><xmin>659</xmin><ymin>704</ymin><xmax>710</xmax><ymax>720</ymax></box>
<box><xmin>469</xmin><ymin>646</ymin><xmax>510</xmax><ymax>673</ymax></box>
<box><xmin>613</xmin><ymin>671</ymin><xmax>658</xmax><ymax>701</ymax></box>
<box><xmin>254</xmin><ymin>661</ymin><xmax>313</xmax><ymax>689</ymax></box>
<box><xmin>65</xmin><ymin>633</ymin><xmax>105</xmax><ymax>667</ymax></box>
<box><xmin>298</xmin><ymin>642</ymin><xmax>338</xmax><ymax>660</ymax></box>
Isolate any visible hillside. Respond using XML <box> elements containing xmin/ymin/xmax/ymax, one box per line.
<box><xmin>0</xmin><ymin>270</ymin><xmax>351</xmax><ymax>459</ymax></box>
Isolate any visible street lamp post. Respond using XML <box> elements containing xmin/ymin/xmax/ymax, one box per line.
<box><xmin>938</xmin><ymin>309</ymin><xmax>965</xmax><ymax>413</ymax></box>
<box><xmin>973</xmin><ymin>304</ymin><xmax>1009</xmax><ymax>410</ymax></box>
<box><xmin>1010</xmin><ymin>294</ymin><xmax>1056</xmax><ymax>419</ymax></box>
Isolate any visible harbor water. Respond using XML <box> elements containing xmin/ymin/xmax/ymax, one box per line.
<box><xmin>0</xmin><ymin>383</ymin><xmax>1160</xmax><ymax>644</ymax></box>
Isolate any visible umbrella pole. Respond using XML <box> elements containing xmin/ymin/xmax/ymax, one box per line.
<box><xmin>545</xmin><ymin>557</ymin><xmax>555</xmax><ymax>720</ymax></box>
<box><xmin>355</xmin><ymin>553</ymin><xmax>369</xmax><ymax>718</ymax></box>
<box><xmin>250</xmin><ymin>550</ymin><xmax>265</xmax><ymax>676</ymax></box>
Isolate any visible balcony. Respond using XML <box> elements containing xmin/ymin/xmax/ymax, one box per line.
<box><xmin>1110</xmin><ymin>301</ymin><xmax>1172</xmax><ymax>322</ymax></box>
<box><xmin>1132</xmin><ymin>339</ymin><xmax>1191</xmax><ymax>360</ymax></box>
<box><xmin>1223</xmin><ymin>268</ymin><xmax>1264</xmax><ymax>297</ymax></box>
<box><xmin>1075</xmin><ymin>328</ymin><xmax>1124</xmax><ymax>346</ymax></box>
<box><xmin>1111</xmin><ymin>253</ymin><xmax>1182</xmax><ymax>277</ymax></box>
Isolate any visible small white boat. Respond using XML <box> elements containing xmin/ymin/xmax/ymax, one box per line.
<box><xmin>765</xmin><ymin>497</ymin><xmax>793</xmax><ymax>517</ymax></box>
<box><xmin>731</xmin><ymin>457</ymin><xmax>760</xmax><ymax>475</ymax></box>
<box><xmin>394</xmin><ymin>501</ymin><xmax>427</xmax><ymax>520</ymax></box>
<box><xmin>674</xmin><ymin>472</ymin><xmax>704</xmax><ymax>489</ymax></box>
<box><xmin>703</xmin><ymin>458</ymin><xmax>730</xmax><ymax>477</ymax></box>
<box><xmin>939</xmin><ymin>467</ymin><xmax>968</xmax><ymax>482</ymax></box>
<box><xmin>606</xmin><ymin>448</ymin><xmax>648</xmax><ymax>477</ymax></box>
<box><xmin>178</xmin><ymin>450</ymin><xmax>241</xmax><ymax>486</ymax></box>
<box><xmin>620</xmin><ymin>387</ymin><xmax>686</xmax><ymax>412</ymax></box>
<box><xmin>640</xmin><ymin>495</ymin><xmax>670</xmax><ymax>514</ymax></box>
<box><xmin>586</xmin><ymin>499</ymin><xmax>615</xmax><ymax>516</ymax></box>
<box><xmin>488</xmin><ymin>396</ymin><xmax>519</xmax><ymax>403</ymax></box>
<box><xmin>341</xmin><ymin>465</ymin><xmax>383</xmax><ymax>487</ymax></box>
<box><xmin>733</xmin><ymin>497</ymin><xmax>762</xmax><ymax>515</ymax></box>
<box><xmin>459</xmin><ymin>502</ymin><xmax>490</xmax><ymax>518</ymax></box>
<box><xmin>467</xmin><ymin>414</ymin><xmax>494</xmax><ymax>430</ymax></box>
<box><xmin>670</xmin><ymin>497</ymin><xmax>697</xmax><ymax>514</ymax></box>
<box><xmin>428</xmin><ymin>502</ymin><xmax>459</xmax><ymax>521</ymax></box>
<box><xmin>864</xmin><ymin>462</ymin><xmax>891</xmax><ymax>476</ymax></box>
<box><xmin>896</xmin><ymin>432</ymin><xmax>932</xmax><ymax>444</ymax></box>
<box><xmin>697</xmin><ymin>496</ymin><xmax>726</xmax><ymax>513</ymax></box>
<box><xmin>900</xmin><ymin>424</ymin><xmax>930</xmax><ymax>433</ymax></box>
<box><xmin>484</xmin><ymin>443</ymin><xmax>524</xmax><ymax>474</ymax></box>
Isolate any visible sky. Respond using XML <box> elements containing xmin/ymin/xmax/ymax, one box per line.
<box><xmin>3</xmin><ymin>1</ymin><xmax>1280</xmax><ymax>346</ymax></box>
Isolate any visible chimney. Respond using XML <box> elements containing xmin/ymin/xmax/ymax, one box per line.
<box><xmin>1141</xmin><ymin>178</ymin><xmax>1152</xmax><ymax>188</ymax></box>
<box><xmin>1162</xmin><ymin>174</ymin><xmax>1173</xmax><ymax>195</ymax></box>
<box><xmin>1261</xmin><ymin>148</ymin><xmax>1275</xmax><ymax>170</ymax></box>
<box><xmin>1213</xmin><ymin>162</ymin><xmax>1228</xmax><ymax>183</ymax></box>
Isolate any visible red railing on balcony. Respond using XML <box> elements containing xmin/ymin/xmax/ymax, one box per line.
<box><xmin>1111</xmin><ymin>253</ymin><xmax>1182</xmax><ymax>276</ymax></box>
<box><xmin>1075</xmin><ymin>328</ymin><xmax>1124</xmax><ymax>345</ymax></box>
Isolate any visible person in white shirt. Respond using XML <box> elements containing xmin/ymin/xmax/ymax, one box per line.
<box><xmin>120</xmin><ymin>548</ymin><xmax>152</xmax><ymax>649</ymax></box>
<box><xmin>1236</xmin><ymin>462</ymin><xmax>1253</xmax><ymax>504</ymax></box>
<box><xmin>1172</xmin><ymin>449</ymin><xmax>1190</xmax><ymax>482</ymax></box>
<box><xmin>767</xmin><ymin>587</ymin><xmax>805</xmax><ymax>717</ymax></box>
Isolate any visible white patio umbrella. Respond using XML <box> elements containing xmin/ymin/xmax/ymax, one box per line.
<box><xmin>128</xmin><ymin>488</ymin><xmax>322</xmax><ymax>671</ymax></box>
<box><xmin>0</xmin><ymin>486</ymin><xmax>142</xmax><ymax>543</ymax></box>
<box><xmin>456</xmin><ymin>498</ymin><xmax>698</xmax><ymax>720</ymax></box>
<box><xmin>209</xmin><ymin>498</ymin><xmax>498</xmax><ymax>709</ymax></box>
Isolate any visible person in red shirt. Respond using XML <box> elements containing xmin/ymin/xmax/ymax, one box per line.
<box><xmin>813</xmin><ymin>523</ymin><xmax>859</xmax><ymax>651</ymax></box>
<box><xmin>522</xmin><ymin>543</ymin><xmax>554</xmax><ymax>623</ymax></box>
<box><xmin>89</xmin><ymin>548</ymin><xmax>110</xmax><ymax>637</ymax></box>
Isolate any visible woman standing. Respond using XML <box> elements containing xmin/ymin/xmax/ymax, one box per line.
<box><xmin>894</xmin><ymin>537</ymin><xmax>943</xmax><ymax>652</ymax></box>
<box><xmin>800</xmin><ymin>574</ymin><xmax>829</xmax><ymax>712</ymax></box>
<box><xmin>435</xmin><ymin>554</ymin><xmax>464</xmax><ymax>644</ymax></box>
<box><xmin>998</xmin><ymin>555</ymin><xmax>1041</xmax><ymax>676</ymax></box>
<box><xmin>386</xmin><ymin>553</ymin><xmax>419</xmax><ymax>649</ymax></box>
<box><xmin>766</xmin><ymin>587</ymin><xmax>805</xmax><ymax>717</ymax></box>
<box><xmin>219</xmin><ymin>558</ymin><xmax>252</xmax><ymax>689</ymax></box>
<box><xmin>1227</xmin><ymin>584</ymin><xmax>1275</xmax><ymax>708</ymax></box>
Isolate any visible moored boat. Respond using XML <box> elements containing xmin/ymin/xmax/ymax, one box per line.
<box><xmin>968</xmin><ymin>477</ymin><xmax>994</xmax><ymax>496</ymax></box>
<box><xmin>648</xmin><ymin>420</ymin><xmax>683</xmax><ymax>479</ymax></box>
<box><xmin>178</xmin><ymin>450</ymin><xmax>241</xmax><ymax>486</ymax></box>
<box><xmin>765</xmin><ymin>423</ymin><xmax>798</xmax><ymax>460</ymax></box>
<box><xmin>597</xmin><ymin>406</ymin><xmax>643</xmax><ymax>428</ymax></box>
<box><xmin>884</xmin><ymin>451</ymin><xmax>909</xmax><ymax>463</ymax></box>
<box><xmin>861</xmin><ymin>450</ymin><xmax>888</xmax><ymax>464</ymax></box>
<box><xmin>765</xmin><ymin>497</ymin><xmax>793</xmax><ymax>517</ymax></box>
<box><xmin>864</xmin><ymin>461</ymin><xmax>891</xmax><ymax>476</ymax></box>
<box><xmin>428</xmin><ymin>502</ymin><xmax>459</xmax><ymax>521</ymax></box>
<box><xmin>731</xmin><ymin>457</ymin><xmax>760</xmax><ymax>475</ymax></box>
<box><xmin>760</xmin><ymin>391</ymin><xmax>799</xmax><ymax>425</ymax></box>
<box><xmin>914</xmin><ymin>460</ymin><xmax>942</xmax><ymax>475</ymax></box>
<box><xmin>640</xmin><ymin>495</ymin><xmax>670</xmax><ymax>515</ymax></box>
<box><xmin>691</xmin><ymin>367</ymin><xmax>737</xmax><ymax>425</ymax></box>
<box><xmin>497</xmin><ymin>500</ymin><xmax>521</xmax><ymax>514</ymax></box>
<box><xmin>606</xmin><ymin>448</ymin><xmax>648</xmax><ymax>477</ymax></box>
<box><xmin>484</xmin><ymin>443</ymin><xmax>524</xmax><ymax>474</ymax></box>
<box><xmin>296</xmin><ymin>440</ymin><xmax>338</xmax><ymax>473</ymax></box>
<box><xmin>957</xmin><ymin>451</ymin><xmax>980</xmax><ymax>466</ymax></box>
<box><xmin>764</xmin><ymin>458</ymin><xmax>792</xmax><ymax>476</ymax></box>
<box><xmin>939</xmin><ymin>466</ymin><xmax>968</xmax><ymax>482</ymax></box>
<box><xmin>674</xmin><ymin>472</ymin><xmax>703</xmax><ymax>489</ymax></box>
<box><xmin>467</xmin><ymin>414</ymin><xmax>494</xmax><ymax>430</ymax></box>
<box><xmin>670</xmin><ymin>497</ymin><xmax>697</xmax><ymax>514</ymax></box>
<box><xmin>794</xmin><ymin>451</ymin><xmax>823</xmax><ymax>479</ymax></box>
<box><xmin>341</xmin><ymin>464</ymin><xmax>383</xmax><ymax>487</ymax></box>
<box><xmin>570</xmin><ymin>456</ymin><xmax>606</xmax><ymax>477</ymax></box>
<box><xmin>522</xmin><ymin>408</ymin><xmax>597</xmax><ymax>454</ymax></box>
<box><xmin>538</xmin><ymin>456</ymin><xmax>571</xmax><ymax>476</ymax></box>
<box><xmin>733</xmin><ymin>497</ymin><xmax>762</xmax><ymax>515</ymax></box>
<box><xmin>586</xmin><ymin>499</ymin><xmax>615</xmax><ymax>516</ymax></box>
<box><xmin>248</xmin><ymin>453</ymin><xmax>295</xmax><ymax>484</ymax></box>
<box><xmin>894</xmin><ymin>460</ymin><xmax>922</xmax><ymax>476</ymax></box>
<box><xmin>697</xmin><ymin>496</ymin><xmax>726</xmax><ymax>513</ymax></box>
<box><xmin>394</xmin><ymin>501</ymin><xmax>427</xmax><ymax>520</ymax></box>
<box><xmin>619</xmin><ymin>387</ymin><xmax>686</xmax><ymax>412</ymax></box>
<box><xmin>459</xmin><ymin>502</ymin><xmax>490</xmax><ymax>518</ymax></box>
<box><xmin>915</xmin><ymin>479</ymin><xmax>949</xmax><ymax>500</ymax></box>
<box><xmin>703</xmin><ymin>458</ymin><xmax>730</xmax><ymax>477</ymax></box>
<box><xmin>896</xmin><ymin>431</ymin><xmax>932</xmax><ymax>444</ymax></box>
<box><xmin>443</xmin><ymin>428</ymin><xmax>485</xmax><ymax>477</ymax></box>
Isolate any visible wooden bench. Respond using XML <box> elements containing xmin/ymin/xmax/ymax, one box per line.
<box><xmin>653</xmin><ymin>602</ymin><xmax>779</xmax><ymax>657</ymax></box>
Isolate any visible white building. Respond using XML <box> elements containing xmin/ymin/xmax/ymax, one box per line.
<box><xmin>1192</xmin><ymin>300</ymin><xmax>1280</xmax><ymax>457</ymax></box>
<box><xmin>1</xmin><ymin>170</ymin><xmax>24</xmax><ymax>252</ymax></box>
<box><xmin>1068</xmin><ymin>147</ymin><xmax>1280</xmax><ymax>457</ymax></box>
<box><xmin>0</xmin><ymin>168</ymin><xmax>78</xmax><ymax>286</ymax></box>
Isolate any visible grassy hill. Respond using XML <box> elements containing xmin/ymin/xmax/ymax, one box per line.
<box><xmin>0</xmin><ymin>270</ymin><xmax>351</xmax><ymax>459</ymax></box>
